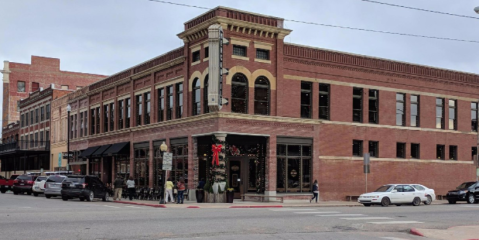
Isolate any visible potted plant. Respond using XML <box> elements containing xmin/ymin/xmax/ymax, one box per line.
<box><xmin>226</xmin><ymin>188</ymin><xmax>235</xmax><ymax>203</ymax></box>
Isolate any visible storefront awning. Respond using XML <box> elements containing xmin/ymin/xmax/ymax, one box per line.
<box><xmin>91</xmin><ymin>144</ymin><xmax>112</xmax><ymax>158</ymax></box>
<box><xmin>78</xmin><ymin>146</ymin><xmax>100</xmax><ymax>159</ymax></box>
<box><xmin>103</xmin><ymin>142</ymin><xmax>130</xmax><ymax>156</ymax></box>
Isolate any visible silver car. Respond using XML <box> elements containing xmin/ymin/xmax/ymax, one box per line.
<box><xmin>44</xmin><ymin>175</ymin><xmax>67</xmax><ymax>199</ymax></box>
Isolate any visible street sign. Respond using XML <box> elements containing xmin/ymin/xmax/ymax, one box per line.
<box><xmin>364</xmin><ymin>165</ymin><xmax>370</xmax><ymax>174</ymax></box>
<box><xmin>476</xmin><ymin>168</ymin><xmax>479</xmax><ymax>177</ymax></box>
<box><xmin>163</xmin><ymin>152</ymin><xmax>173</xmax><ymax>171</ymax></box>
<box><xmin>363</xmin><ymin>153</ymin><xmax>370</xmax><ymax>165</ymax></box>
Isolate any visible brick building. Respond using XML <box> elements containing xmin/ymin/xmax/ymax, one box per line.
<box><xmin>0</xmin><ymin>56</ymin><xmax>106</xmax><ymax>129</ymax></box>
<box><xmin>65</xmin><ymin>7</ymin><xmax>478</xmax><ymax>201</ymax></box>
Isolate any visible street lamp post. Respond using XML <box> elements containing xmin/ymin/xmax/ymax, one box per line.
<box><xmin>66</xmin><ymin>104</ymin><xmax>71</xmax><ymax>173</ymax></box>
<box><xmin>159</xmin><ymin>142</ymin><xmax>168</xmax><ymax>204</ymax></box>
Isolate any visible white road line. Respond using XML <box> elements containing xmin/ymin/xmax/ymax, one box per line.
<box><xmin>270</xmin><ymin>209</ymin><xmax>315</xmax><ymax>211</ymax></box>
<box><xmin>294</xmin><ymin>212</ymin><xmax>340</xmax><ymax>214</ymax></box>
<box><xmin>341</xmin><ymin>217</ymin><xmax>393</xmax><ymax>220</ymax></box>
<box><xmin>103</xmin><ymin>205</ymin><xmax>120</xmax><ymax>209</ymax></box>
<box><xmin>125</xmin><ymin>206</ymin><xmax>143</xmax><ymax>209</ymax></box>
<box><xmin>368</xmin><ymin>221</ymin><xmax>423</xmax><ymax>225</ymax></box>
<box><xmin>381</xmin><ymin>237</ymin><xmax>410</xmax><ymax>240</ymax></box>
<box><xmin>316</xmin><ymin>214</ymin><xmax>366</xmax><ymax>217</ymax></box>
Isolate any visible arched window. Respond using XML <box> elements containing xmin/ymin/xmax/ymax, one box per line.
<box><xmin>254</xmin><ymin>77</ymin><xmax>270</xmax><ymax>115</ymax></box>
<box><xmin>203</xmin><ymin>75</ymin><xmax>209</xmax><ymax>114</ymax></box>
<box><xmin>192</xmin><ymin>78</ymin><xmax>201</xmax><ymax>116</ymax></box>
<box><xmin>231</xmin><ymin>73</ymin><xmax>248</xmax><ymax>113</ymax></box>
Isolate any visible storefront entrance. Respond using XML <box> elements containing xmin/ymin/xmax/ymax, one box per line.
<box><xmin>229</xmin><ymin>156</ymin><xmax>266</xmax><ymax>199</ymax></box>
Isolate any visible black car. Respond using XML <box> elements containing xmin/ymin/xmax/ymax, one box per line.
<box><xmin>446</xmin><ymin>181</ymin><xmax>479</xmax><ymax>204</ymax></box>
<box><xmin>61</xmin><ymin>175</ymin><xmax>110</xmax><ymax>202</ymax></box>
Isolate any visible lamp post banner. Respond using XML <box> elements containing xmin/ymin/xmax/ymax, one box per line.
<box><xmin>163</xmin><ymin>152</ymin><xmax>172</xmax><ymax>171</ymax></box>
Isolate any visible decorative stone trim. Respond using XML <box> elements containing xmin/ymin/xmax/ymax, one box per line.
<box><xmin>230</xmin><ymin>37</ymin><xmax>251</xmax><ymax>47</ymax></box>
<box><xmin>254</xmin><ymin>41</ymin><xmax>273</xmax><ymax>50</ymax></box>
<box><xmin>232</xmin><ymin>55</ymin><xmax>250</xmax><ymax>61</ymax></box>
<box><xmin>254</xmin><ymin>59</ymin><xmax>271</xmax><ymax>64</ymax></box>
<box><xmin>155</xmin><ymin>76</ymin><xmax>184</xmax><ymax>89</ymax></box>
<box><xmin>134</xmin><ymin>87</ymin><xmax>152</xmax><ymax>96</ymax></box>
<box><xmin>191</xmin><ymin>60</ymin><xmax>201</xmax><ymax>66</ymax></box>
<box><xmin>320</xmin><ymin>156</ymin><xmax>474</xmax><ymax>164</ymax></box>
<box><xmin>117</xmin><ymin>94</ymin><xmax>131</xmax><ymax>101</ymax></box>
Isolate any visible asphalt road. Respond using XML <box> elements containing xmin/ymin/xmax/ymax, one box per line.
<box><xmin>1</xmin><ymin>192</ymin><xmax>479</xmax><ymax>240</ymax></box>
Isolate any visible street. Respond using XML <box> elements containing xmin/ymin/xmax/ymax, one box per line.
<box><xmin>1</xmin><ymin>192</ymin><xmax>479</xmax><ymax>239</ymax></box>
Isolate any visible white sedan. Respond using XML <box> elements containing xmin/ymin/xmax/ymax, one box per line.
<box><xmin>358</xmin><ymin>184</ymin><xmax>428</xmax><ymax>207</ymax></box>
<box><xmin>32</xmin><ymin>176</ymin><xmax>48</xmax><ymax>196</ymax></box>
<box><xmin>410</xmin><ymin>184</ymin><xmax>435</xmax><ymax>205</ymax></box>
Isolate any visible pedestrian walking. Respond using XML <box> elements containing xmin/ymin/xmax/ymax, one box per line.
<box><xmin>310</xmin><ymin>180</ymin><xmax>319</xmax><ymax>203</ymax></box>
<box><xmin>165</xmin><ymin>177</ymin><xmax>175</xmax><ymax>203</ymax></box>
<box><xmin>177</xmin><ymin>177</ymin><xmax>186</xmax><ymax>204</ymax></box>
<box><xmin>113</xmin><ymin>176</ymin><xmax>124</xmax><ymax>201</ymax></box>
<box><xmin>197</xmin><ymin>178</ymin><xmax>205</xmax><ymax>189</ymax></box>
<box><xmin>126</xmin><ymin>176</ymin><xmax>135</xmax><ymax>201</ymax></box>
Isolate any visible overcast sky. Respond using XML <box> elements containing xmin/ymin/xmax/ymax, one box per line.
<box><xmin>0</xmin><ymin>0</ymin><xmax>478</xmax><ymax>129</ymax></box>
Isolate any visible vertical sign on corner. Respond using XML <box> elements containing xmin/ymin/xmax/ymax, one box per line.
<box><xmin>207</xmin><ymin>24</ymin><xmax>223</xmax><ymax>112</ymax></box>
<box><xmin>58</xmin><ymin>153</ymin><xmax>62</xmax><ymax>168</ymax></box>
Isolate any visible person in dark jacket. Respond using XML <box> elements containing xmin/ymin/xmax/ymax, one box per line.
<box><xmin>197</xmin><ymin>178</ymin><xmax>205</xmax><ymax>189</ymax></box>
<box><xmin>310</xmin><ymin>180</ymin><xmax>319</xmax><ymax>203</ymax></box>
<box><xmin>113</xmin><ymin>176</ymin><xmax>124</xmax><ymax>201</ymax></box>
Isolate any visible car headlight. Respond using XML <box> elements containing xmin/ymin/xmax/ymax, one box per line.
<box><xmin>459</xmin><ymin>190</ymin><xmax>468</xmax><ymax>194</ymax></box>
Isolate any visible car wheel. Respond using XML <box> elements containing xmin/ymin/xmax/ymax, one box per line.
<box><xmin>0</xmin><ymin>190</ymin><xmax>6</xmax><ymax>194</ymax></box>
<box><xmin>363</xmin><ymin>204</ymin><xmax>371</xmax><ymax>207</ymax></box>
<box><xmin>86</xmin><ymin>191</ymin><xmax>94</xmax><ymax>202</ymax></box>
<box><xmin>102</xmin><ymin>192</ymin><xmax>110</xmax><ymax>202</ymax></box>
<box><xmin>27</xmin><ymin>191</ymin><xmax>32</xmax><ymax>195</ymax></box>
<box><xmin>13</xmin><ymin>191</ymin><xmax>18</xmax><ymax>195</ymax></box>
<box><xmin>412</xmin><ymin>197</ymin><xmax>421</xmax><ymax>206</ymax></box>
<box><xmin>79</xmin><ymin>198</ymin><xmax>85</xmax><ymax>201</ymax></box>
<box><xmin>33</xmin><ymin>192</ymin><xmax>38</xmax><ymax>197</ymax></box>
<box><xmin>467</xmin><ymin>194</ymin><xmax>475</xmax><ymax>204</ymax></box>
<box><xmin>395</xmin><ymin>204</ymin><xmax>401</xmax><ymax>206</ymax></box>
<box><xmin>448</xmin><ymin>200</ymin><xmax>456</xmax><ymax>204</ymax></box>
<box><xmin>62</xmin><ymin>197</ymin><xmax>68</xmax><ymax>201</ymax></box>
<box><xmin>381</xmin><ymin>197</ymin><xmax>390</xmax><ymax>207</ymax></box>
<box><xmin>424</xmin><ymin>195</ymin><xmax>432</xmax><ymax>205</ymax></box>
<box><xmin>45</xmin><ymin>195</ymin><xmax>51</xmax><ymax>199</ymax></box>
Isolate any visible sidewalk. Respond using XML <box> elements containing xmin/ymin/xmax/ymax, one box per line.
<box><xmin>411</xmin><ymin>225</ymin><xmax>479</xmax><ymax>240</ymax></box>
<box><xmin>112</xmin><ymin>198</ymin><xmax>449</xmax><ymax>209</ymax></box>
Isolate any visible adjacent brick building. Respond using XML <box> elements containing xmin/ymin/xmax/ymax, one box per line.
<box><xmin>18</xmin><ymin>7</ymin><xmax>479</xmax><ymax>201</ymax></box>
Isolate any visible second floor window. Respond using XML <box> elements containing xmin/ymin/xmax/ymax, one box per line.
<box><xmin>319</xmin><ymin>84</ymin><xmax>330</xmax><ymax>120</ymax></box>
<box><xmin>35</xmin><ymin>109</ymin><xmax>39</xmax><ymax>123</ymax></box>
<box><xmin>233</xmin><ymin>45</ymin><xmax>247</xmax><ymax>57</ymax></box>
<box><xmin>396</xmin><ymin>93</ymin><xmax>405</xmax><ymax>126</ymax></box>
<box><xmin>204</xmin><ymin>75</ymin><xmax>209</xmax><ymax>114</ymax></box>
<box><xmin>436</xmin><ymin>98</ymin><xmax>444</xmax><ymax>129</ymax></box>
<box><xmin>411</xmin><ymin>95</ymin><xmax>419</xmax><ymax>127</ymax></box>
<box><xmin>192</xmin><ymin>50</ymin><xmax>200</xmax><ymax>62</ymax></box>
<box><xmin>472</xmin><ymin>102</ymin><xmax>478</xmax><ymax>132</ymax></box>
<box><xmin>136</xmin><ymin>95</ymin><xmax>142</xmax><ymax>126</ymax></box>
<box><xmin>437</xmin><ymin>144</ymin><xmax>445</xmax><ymax>160</ymax></box>
<box><xmin>396</xmin><ymin>142</ymin><xmax>405</xmax><ymax>158</ymax></box>
<box><xmin>369</xmin><ymin>90</ymin><xmax>378</xmax><ymax>124</ymax></box>
<box><xmin>256</xmin><ymin>49</ymin><xmax>269</xmax><ymax>60</ymax></box>
<box><xmin>231</xmin><ymin>74</ymin><xmax>248</xmax><ymax>114</ymax></box>
<box><xmin>118</xmin><ymin>100</ymin><xmax>124</xmax><ymax>130</ymax></box>
<box><xmin>167</xmin><ymin>86</ymin><xmax>173</xmax><ymax>120</ymax></box>
<box><xmin>96</xmin><ymin>107</ymin><xmax>100</xmax><ymax>134</ymax></box>
<box><xmin>17</xmin><ymin>81</ymin><xmax>25</xmax><ymax>92</ymax></box>
<box><xmin>126</xmin><ymin>98</ymin><xmax>131</xmax><ymax>128</ymax></box>
<box><xmin>46</xmin><ymin>104</ymin><xmax>50</xmax><ymax>119</ymax></box>
<box><xmin>353</xmin><ymin>88</ymin><xmax>362</xmax><ymax>122</ymax></box>
<box><xmin>301</xmin><ymin>81</ymin><xmax>312</xmax><ymax>118</ymax></box>
<box><xmin>80</xmin><ymin>112</ymin><xmax>84</xmax><ymax>138</ymax></box>
<box><xmin>40</xmin><ymin>107</ymin><xmax>44</xmax><ymax>122</ymax></box>
<box><xmin>104</xmin><ymin>105</ymin><xmax>109</xmax><ymax>133</ymax></box>
<box><xmin>411</xmin><ymin>143</ymin><xmax>420</xmax><ymax>159</ymax></box>
<box><xmin>110</xmin><ymin>103</ymin><xmax>115</xmax><ymax>131</ymax></box>
<box><xmin>91</xmin><ymin>109</ymin><xmax>95</xmax><ymax>135</ymax></box>
<box><xmin>353</xmin><ymin>140</ymin><xmax>363</xmax><ymax>156</ymax></box>
<box><xmin>449</xmin><ymin>145</ymin><xmax>457</xmax><ymax>160</ymax></box>
<box><xmin>176</xmin><ymin>83</ymin><xmax>183</xmax><ymax>119</ymax></box>
<box><xmin>158</xmin><ymin>88</ymin><xmax>164</xmax><ymax>122</ymax></box>
<box><xmin>254</xmin><ymin>77</ymin><xmax>270</xmax><ymax>115</ymax></box>
<box><xmin>21</xmin><ymin>114</ymin><xmax>24</xmax><ymax>127</ymax></box>
<box><xmin>30</xmin><ymin>110</ymin><xmax>33</xmax><ymax>124</ymax></box>
<box><xmin>449</xmin><ymin>100</ymin><xmax>457</xmax><ymax>130</ymax></box>
<box><xmin>26</xmin><ymin>113</ymin><xmax>29</xmax><ymax>126</ymax></box>
<box><xmin>144</xmin><ymin>92</ymin><xmax>150</xmax><ymax>124</ymax></box>
<box><xmin>369</xmin><ymin>141</ymin><xmax>378</xmax><ymax>157</ymax></box>
<box><xmin>192</xmin><ymin>79</ymin><xmax>201</xmax><ymax>116</ymax></box>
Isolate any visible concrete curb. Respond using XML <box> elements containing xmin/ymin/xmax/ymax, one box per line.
<box><xmin>409</xmin><ymin>228</ymin><xmax>425</xmax><ymax>237</ymax></box>
<box><xmin>229</xmin><ymin>205</ymin><xmax>283</xmax><ymax>208</ymax></box>
<box><xmin>114</xmin><ymin>200</ymin><xmax>166</xmax><ymax>208</ymax></box>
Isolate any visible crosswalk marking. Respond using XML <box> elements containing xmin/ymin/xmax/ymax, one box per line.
<box><xmin>317</xmin><ymin>214</ymin><xmax>366</xmax><ymax>217</ymax></box>
<box><xmin>341</xmin><ymin>217</ymin><xmax>393</xmax><ymax>220</ymax></box>
<box><xmin>368</xmin><ymin>221</ymin><xmax>423</xmax><ymax>225</ymax></box>
<box><xmin>294</xmin><ymin>211</ymin><xmax>340</xmax><ymax>214</ymax></box>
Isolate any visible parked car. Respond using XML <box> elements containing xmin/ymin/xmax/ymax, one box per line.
<box><xmin>44</xmin><ymin>175</ymin><xmax>67</xmax><ymax>199</ymax></box>
<box><xmin>410</xmin><ymin>184</ymin><xmax>436</xmax><ymax>205</ymax></box>
<box><xmin>12</xmin><ymin>175</ymin><xmax>38</xmax><ymax>195</ymax></box>
<box><xmin>0</xmin><ymin>174</ymin><xmax>19</xmax><ymax>193</ymax></box>
<box><xmin>446</xmin><ymin>181</ymin><xmax>479</xmax><ymax>204</ymax></box>
<box><xmin>61</xmin><ymin>175</ymin><xmax>110</xmax><ymax>202</ymax></box>
<box><xmin>358</xmin><ymin>184</ymin><xmax>428</xmax><ymax>207</ymax></box>
<box><xmin>32</xmin><ymin>176</ymin><xmax>48</xmax><ymax>196</ymax></box>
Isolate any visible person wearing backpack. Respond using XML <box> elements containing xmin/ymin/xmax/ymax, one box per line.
<box><xmin>310</xmin><ymin>180</ymin><xmax>319</xmax><ymax>203</ymax></box>
<box><xmin>176</xmin><ymin>177</ymin><xmax>186</xmax><ymax>204</ymax></box>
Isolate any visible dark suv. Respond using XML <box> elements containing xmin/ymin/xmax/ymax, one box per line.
<box><xmin>446</xmin><ymin>181</ymin><xmax>479</xmax><ymax>204</ymax></box>
<box><xmin>61</xmin><ymin>175</ymin><xmax>110</xmax><ymax>202</ymax></box>
<box><xmin>12</xmin><ymin>175</ymin><xmax>37</xmax><ymax>195</ymax></box>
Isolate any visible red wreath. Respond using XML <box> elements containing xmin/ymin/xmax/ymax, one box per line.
<box><xmin>212</xmin><ymin>144</ymin><xmax>223</xmax><ymax>166</ymax></box>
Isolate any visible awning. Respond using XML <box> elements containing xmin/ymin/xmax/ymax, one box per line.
<box><xmin>91</xmin><ymin>144</ymin><xmax>112</xmax><ymax>158</ymax></box>
<box><xmin>103</xmin><ymin>142</ymin><xmax>130</xmax><ymax>156</ymax></box>
<box><xmin>78</xmin><ymin>146</ymin><xmax>100</xmax><ymax>159</ymax></box>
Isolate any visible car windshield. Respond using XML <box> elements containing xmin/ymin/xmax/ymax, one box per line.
<box><xmin>412</xmin><ymin>185</ymin><xmax>425</xmax><ymax>191</ymax></box>
<box><xmin>457</xmin><ymin>182</ymin><xmax>476</xmax><ymax>189</ymax></box>
<box><xmin>17</xmin><ymin>175</ymin><xmax>31</xmax><ymax>180</ymax></box>
<box><xmin>47</xmin><ymin>176</ymin><xmax>66</xmax><ymax>183</ymax></box>
<box><xmin>374</xmin><ymin>185</ymin><xmax>394</xmax><ymax>192</ymax></box>
<box><xmin>65</xmin><ymin>178</ymin><xmax>85</xmax><ymax>184</ymax></box>
<box><xmin>37</xmin><ymin>177</ymin><xmax>47</xmax><ymax>181</ymax></box>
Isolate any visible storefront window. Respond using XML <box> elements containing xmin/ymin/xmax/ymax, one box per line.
<box><xmin>171</xmin><ymin>144</ymin><xmax>188</xmax><ymax>184</ymax></box>
<box><xmin>277</xmin><ymin>143</ymin><xmax>312</xmax><ymax>193</ymax></box>
<box><xmin>134</xmin><ymin>143</ymin><xmax>149</xmax><ymax>188</ymax></box>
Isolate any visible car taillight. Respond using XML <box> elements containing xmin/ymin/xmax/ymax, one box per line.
<box><xmin>43</xmin><ymin>183</ymin><xmax>46</xmax><ymax>188</ymax></box>
<box><xmin>13</xmin><ymin>180</ymin><xmax>18</xmax><ymax>184</ymax></box>
<box><xmin>27</xmin><ymin>181</ymin><xmax>34</xmax><ymax>185</ymax></box>
<box><xmin>82</xmin><ymin>183</ymin><xmax>87</xmax><ymax>189</ymax></box>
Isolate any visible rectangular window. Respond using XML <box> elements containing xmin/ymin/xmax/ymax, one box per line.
<box><xmin>472</xmin><ymin>102</ymin><xmax>478</xmax><ymax>132</ymax></box>
<box><xmin>125</xmin><ymin>98</ymin><xmax>131</xmax><ymax>128</ymax></box>
<box><xmin>369</xmin><ymin>90</ymin><xmax>379</xmax><ymax>124</ymax></box>
<box><xmin>91</xmin><ymin>109</ymin><xmax>95</xmax><ymax>135</ymax></box>
<box><xmin>256</xmin><ymin>49</ymin><xmax>270</xmax><ymax>60</ymax></box>
<box><xmin>21</xmin><ymin>114</ymin><xmax>24</xmax><ymax>127</ymax></box>
<box><xmin>353</xmin><ymin>88</ymin><xmax>363</xmax><ymax>122</ymax></box>
<box><xmin>396</xmin><ymin>93</ymin><xmax>405</xmax><ymax>126</ymax></box>
<box><xmin>301</xmin><ymin>82</ymin><xmax>312</xmax><ymax>118</ymax></box>
<box><xmin>83</xmin><ymin>112</ymin><xmax>88</xmax><ymax>137</ymax></box>
<box><xmin>35</xmin><ymin>109</ymin><xmax>39</xmax><ymax>123</ymax></box>
<box><xmin>436</xmin><ymin>98</ymin><xmax>445</xmax><ymax>129</ymax></box>
<box><xmin>158</xmin><ymin>88</ymin><xmax>165</xmax><ymax>122</ymax></box>
<box><xmin>32</xmin><ymin>82</ymin><xmax>39</xmax><ymax>92</ymax></box>
<box><xmin>192</xmin><ymin>50</ymin><xmax>200</xmax><ymax>62</ymax></box>
<box><xmin>35</xmin><ymin>132</ymin><xmax>38</xmax><ymax>147</ymax></box>
<box><xmin>144</xmin><ymin>92</ymin><xmax>150</xmax><ymax>124</ymax></box>
<box><xmin>411</xmin><ymin>143</ymin><xmax>420</xmax><ymax>159</ymax></box>
<box><xmin>70</xmin><ymin>115</ymin><xmax>74</xmax><ymax>139</ymax></box>
<box><xmin>319</xmin><ymin>84</ymin><xmax>330</xmax><ymax>120</ymax></box>
<box><xmin>353</xmin><ymin>140</ymin><xmax>363</xmax><ymax>157</ymax></box>
<box><xmin>46</xmin><ymin>104</ymin><xmax>50</xmax><ymax>120</ymax></box>
<box><xmin>45</xmin><ymin>131</ymin><xmax>50</xmax><ymax>145</ymax></box>
<box><xmin>26</xmin><ymin>113</ymin><xmax>29</xmax><ymax>126</ymax></box>
<box><xmin>233</xmin><ymin>45</ymin><xmax>247</xmax><ymax>57</ymax></box>
<box><xmin>118</xmin><ymin>100</ymin><xmax>124</xmax><ymax>130</ymax></box>
<box><xmin>204</xmin><ymin>47</ymin><xmax>209</xmax><ymax>58</ymax></box>
<box><xmin>95</xmin><ymin>107</ymin><xmax>100</xmax><ymax>134</ymax></box>
<box><xmin>176</xmin><ymin>83</ymin><xmax>183</xmax><ymax>119</ymax></box>
<box><xmin>276</xmin><ymin>143</ymin><xmax>312</xmax><ymax>193</ymax></box>
<box><xmin>369</xmin><ymin>141</ymin><xmax>378</xmax><ymax>157</ymax></box>
<box><xmin>40</xmin><ymin>107</ymin><xmax>44</xmax><ymax>122</ymax></box>
<box><xmin>110</xmin><ymin>103</ymin><xmax>114</xmax><ymax>131</ymax></box>
<box><xmin>472</xmin><ymin>147</ymin><xmax>477</xmax><ymax>161</ymax></box>
<box><xmin>74</xmin><ymin>114</ymin><xmax>78</xmax><ymax>138</ymax></box>
<box><xmin>136</xmin><ymin>95</ymin><xmax>142</xmax><ymax>127</ymax></box>
<box><xmin>437</xmin><ymin>145</ymin><xmax>445</xmax><ymax>160</ymax></box>
<box><xmin>30</xmin><ymin>133</ymin><xmax>33</xmax><ymax>148</ymax></box>
<box><xmin>396</xmin><ymin>142</ymin><xmax>406</xmax><ymax>158</ymax></box>
<box><xmin>104</xmin><ymin>104</ymin><xmax>109</xmax><ymax>132</ymax></box>
<box><xmin>17</xmin><ymin>81</ymin><xmax>25</xmax><ymax>92</ymax></box>
<box><xmin>449</xmin><ymin>99</ymin><xmax>457</xmax><ymax>130</ymax></box>
<box><xmin>411</xmin><ymin>95</ymin><xmax>419</xmax><ymax>127</ymax></box>
<box><xmin>80</xmin><ymin>112</ymin><xmax>84</xmax><ymax>138</ymax></box>
<box><xmin>449</xmin><ymin>145</ymin><xmax>457</xmax><ymax>160</ymax></box>
<box><xmin>40</xmin><ymin>131</ymin><xmax>44</xmax><ymax>146</ymax></box>
<box><xmin>61</xmin><ymin>85</ymin><xmax>68</xmax><ymax>90</ymax></box>
<box><xmin>30</xmin><ymin>110</ymin><xmax>33</xmax><ymax>124</ymax></box>
<box><xmin>167</xmin><ymin>86</ymin><xmax>173</xmax><ymax>120</ymax></box>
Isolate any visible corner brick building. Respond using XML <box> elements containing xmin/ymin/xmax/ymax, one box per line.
<box><xmin>61</xmin><ymin>7</ymin><xmax>479</xmax><ymax>201</ymax></box>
